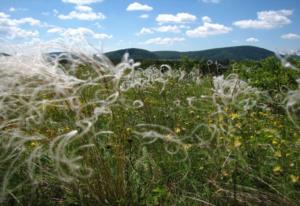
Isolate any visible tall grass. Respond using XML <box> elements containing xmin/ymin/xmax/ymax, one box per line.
<box><xmin>0</xmin><ymin>42</ymin><xmax>300</xmax><ymax>205</ymax></box>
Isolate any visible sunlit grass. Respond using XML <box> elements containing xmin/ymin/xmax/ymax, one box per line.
<box><xmin>0</xmin><ymin>48</ymin><xmax>300</xmax><ymax>205</ymax></box>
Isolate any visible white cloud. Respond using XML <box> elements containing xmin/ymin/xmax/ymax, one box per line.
<box><xmin>127</xmin><ymin>2</ymin><xmax>153</xmax><ymax>12</ymax></box>
<box><xmin>58</xmin><ymin>7</ymin><xmax>106</xmax><ymax>21</ymax></box>
<box><xmin>144</xmin><ymin>37</ymin><xmax>185</xmax><ymax>45</ymax></box>
<box><xmin>202</xmin><ymin>0</ymin><xmax>221</xmax><ymax>3</ymax></box>
<box><xmin>9</xmin><ymin>7</ymin><xmax>16</xmax><ymax>12</ymax></box>
<box><xmin>0</xmin><ymin>26</ymin><xmax>39</xmax><ymax>39</ymax></box>
<box><xmin>233</xmin><ymin>10</ymin><xmax>293</xmax><ymax>29</ymax></box>
<box><xmin>281</xmin><ymin>33</ymin><xmax>300</xmax><ymax>40</ymax></box>
<box><xmin>137</xmin><ymin>25</ymin><xmax>181</xmax><ymax>36</ymax></box>
<box><xmin>155</xmin><ymin>25</ymin><xmax>181</xmax><ymax>33</ymax></box>
<box><xmin>75</xmin><ymin>5</ymin><xmax>92</xmax><ymax>12</ymax></box>
<box><xmin>8</xmin><ymin>7</ymin><xmax>27</xmax><ymax>12</ymax></box>
<box><xmin>156</xmin><ymin>13</ymin><xmax>197</xmax><ymax>24</ymax></box>
<box><xmin>0</xmin><ymin>12</ymin><xmax>10</xmax><ymax>19</ymax></box>
<box><xmin>136</xmin><ymin>27</ymin><xmax>154</xmax><ymax>36</ymax></box>
<box><xmin>16</xmin><ymin>17</ymin><xmax>41</xmax><ymax>26</ymax></box>
<box><xmin>246</xmin><ymin>37</ymin><xmax>259</xmax><ymax>43</ymax></box>
<box><xmin>186</xmin><ymin>16</ymin><xmax>231</xmax><ymax>38</ymax></box>
<box><xmin>0</xmin><ymin>12</ymin><xmax>40</xmax><ymax>39</ymax></box>
<box><xmin>47</xmin><ymin>27</ymin><xmax>112</xmax><ymax>40</ymax></box>
<box><xmin>47</xmin><ymin>27</ymin><xmax>64</xmax><ymax>33</ymax></box>
<box><xmin>62</xmin><ymin>0</ymin><xmax>103</xmax><ymax>5</ymax></box>
<box><xmin>140</xmin><ymin>14</ymin><xmax>149</xmax><ymax>19</ymax></box>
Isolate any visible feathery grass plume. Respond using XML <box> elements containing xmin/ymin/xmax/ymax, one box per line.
<box><xmin>0</xmin><ymin>40</ymin><xmax>300</xmax><ymax>205</ymax></box>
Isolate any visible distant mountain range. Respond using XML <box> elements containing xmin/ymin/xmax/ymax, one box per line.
<box><xmin>105</xmin><ymin>46</ymin><xmax>275</xmax><ymax>61</ymax></box>
<box><xmin>1</xmin><ymin>46</ymin><xmax>275</xmax><ymax>62</ymax></box>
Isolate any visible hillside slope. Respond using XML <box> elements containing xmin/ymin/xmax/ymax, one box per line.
<box><xmin>106</xmin><ymin>46</ymin><xmax>274</xmax><ymax>61</ymax></box>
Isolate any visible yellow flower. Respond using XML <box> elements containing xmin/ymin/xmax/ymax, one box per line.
<box><xmin>259</xmin><ymin>112</ymin><xmax>267</xmax><ymax>117</ymax></box>
<box><xmin>222</xmin><ymin>170</ymin><xmax>229</xmax><ymax>177</ymax></box>
<box><xmin>274</xmin><ymin>151</ymin><xmax>282</xmax><ymax>158</ymax></box>
<box><xmin>234</xmin><ymin>138</ymin><xmax>242</xmax><ymax>148</ymax></box>
<box><xmin>30</xmin><ymin>141</ymin><xmax>37</xmax><ymax>147</ymax></box>
<box><xmin>165</xmin><ymin>134</ymin><xmax>173</xmax><ymax>141</ymax></box>
<box><xmin>290</xmin><ymin>175</ymin><xmax>299</xmax><ymax>183</ymax></box>
<box><xmin>174</xmin><ymin>127</ymin><xmax>181</xmax><ymax>134</ymax></box>
<box><xmin>229</xmin><ymin>113</ymin><xmax>239</xmax><ymax>120</ymax></box>
<box><xmin>182</xmin><ymin>144</ymin><xmax>192</xmax><ymax>150</ymax></box>
<box><xmin>290</xmin><ymin>163</ymin><xmax>295</xmax><ymax>167</ymax></box>
<box><xmin>273</xmin><ymin>165</ymin><xmax>282</xmax><ymax>174</ymax></box>
<box><xmin>272</xmin><ymin>139</ymin><xmax>279</xmax><ymax>145</ymax></box>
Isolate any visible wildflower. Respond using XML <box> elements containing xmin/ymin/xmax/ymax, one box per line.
<box><xmin>126</xmin><ymin>127</ymin><xmax>132</xmax><ymax>134</ymax></box>
<box><xmin>236</xmin><ymin>123</ymin><xmax>242</xmax><ymax>129</ymax></box>
<box><xmin>272</xmin><ymin>139</ymin><xmax>279</xmax><ymax>145</ymax></box>
<box><xmin>222</xmin><ymin>170</ymin><xmax>229</xmax><ymax>177</ymax></box>
<box><xmin>182</xmin><ymin>144</ymin><xmax>192</xmax><ymax>150</ymax></box>
<box><xmin>274</xmin><ymin>151</ymin><xmax>282</xmax><ymax>158</ymax></box>
<box><xmin>165</xmin><ymin>134</ymin><xmax>173</xmax><ymax>141</ymax></box>
<box><xmin>290</xmin><ymin>163</ymin><xmax>295</xmax><ymax>167</ymax></box>
<box><xmin>273</xmin><ymin>165</ymin><xmax>282</xmax><ymax>174</ymax></box>
<box><xmin>259</xmin><ymin>111</ymin><xmax>267</xmax><ymax>117</ymax></box>
<box><xmin>189</xmin><ymin>110</ymin><xmax>195</xmax><ymax>114</ymax></box>
<box><xmin>174</xmin><ymin>127</ymin><xmax>181</xmax><ymax>134</ymax></box>
<box><xmin>290</xmin><ymin>175</ymin><xmax>299</xmax><ymax>183</ymax></box>
<box><xmin>229</xmin><ymin>113</ymin><xmax>239</xmax><ymax>120</ymax></box>
<box><xmin>234</xmin><ymin>138</ymin><xmax>242</xmax><ymax>148</ymax></box>
<box><xmin>30</xmin><ymin>141</ymin><xmax>37</xmax><ymax>147</ymax></box>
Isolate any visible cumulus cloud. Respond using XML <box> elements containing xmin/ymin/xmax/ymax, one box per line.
<box><xmin>62</xmin><ymin>0</ymin><xmax>103</xmax><ymax>5</ymax></box>
<box><xmin>144</xmin><ymin>37</ymin><xmax>185</xmax><ymax>45</ymax></box>
<box><xmin>127</xmin><ymin>2</ymin><xmax>153</xmax><ymax>12</ymax></box>
<box><xmin>140</xmin><ymin>14</ymin><xmax>149</xmax><ymax>19</ymax></box>
<box><xmin>58</xmin><ymin>6</ymin><xmax>106</xmax><ymax>21</ymax></box>
<box><xmin>0</xmin><ymin>12</ymin><xmax>40</xmax><ymax>39</ymax></box>
<box><xmin>75</xmin><ymin>5</ymin><xmax>92</xmax><ymax>12</ymax></box>
<box><xmin>47</xmin><ymin>26</ymin><xmax>112</xmax><ymax>40</ymax></box>
<box><xmin>155</xmin><ymin>25</ymin><xmax>181</xmax><ymax>33</ymax></box>
<box><xmin>246</xmin><ymin>37</ymin><xmax>259</xmax><ymax>43</ymax></box>
<box><xmin>281</xmin><ymin>33</ymin><xmax>300</xmax><ymax>40</ymax></box>
<box><xmin>156</xmin><ymin>13</ymin><xmax>197</xmax><ymax>24</ymax></box>
<box><xmin>136</xmin><ymin>27</ymin><xmax>154</xmax><ymax>36</ymax></box>
<box><xmin>186</xmin><ymin>16</ymin><xmax>231</xmax><ymax>38</ymax></box>
<box><xmin>233</xmin><ymin>10</ymin><xmax>293</xmax><ymax>29</ymax></box>
<box><xmin>136</xmin><ymin>25</ymin><xmax>181</xmax><ymax>36</ymax></box>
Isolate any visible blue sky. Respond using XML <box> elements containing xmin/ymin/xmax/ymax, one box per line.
<box><xmin>0</xmin><ymin>0</ymin><xmax>300</xmax><ymax>52</ymax></box>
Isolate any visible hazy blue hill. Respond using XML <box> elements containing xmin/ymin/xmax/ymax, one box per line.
<box><xmin>106</xmin><ymin>46</ymin><xmax>274</xmax><ymax>61</ymax></box>
<box><xmin>105</xmin><ymin>48</ymin><xmax>159</xmax><ymax>61</ymax></box>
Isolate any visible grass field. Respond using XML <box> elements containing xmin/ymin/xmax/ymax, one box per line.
<box><xmin>0</xmin><ymin>52</ymin><xmax>300</xmax><ymax>205</ymax></box>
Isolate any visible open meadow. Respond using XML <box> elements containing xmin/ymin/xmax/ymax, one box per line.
<box><xmin>0</xmin><ymin>50</ymin><xmax>300</xmax><ymax>205</ymax></box>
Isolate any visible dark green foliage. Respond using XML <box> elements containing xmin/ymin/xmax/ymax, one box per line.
<box><xmin>230</xmin><ymin>57</ymin><xmax>300</xmax><ymax>94</ymax></box>
<box><xmin>106</xmin><ymin>46</ymin><xmax>274</xmax><ymax>62</ymax></box>
<box><xmin>105</xmin><ymin>48</ymin><xmax>159</xmax><ymax>61</ymax></box>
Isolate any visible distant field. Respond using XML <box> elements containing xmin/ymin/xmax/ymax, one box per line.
<box><xmin>0</xmin><ymin>53</ymin><xmax>300</xmax><ymax>205</ymax></box>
